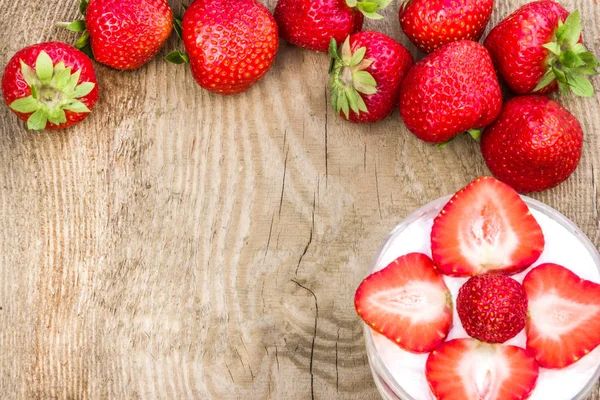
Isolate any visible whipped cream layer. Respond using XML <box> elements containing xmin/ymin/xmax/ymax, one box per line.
<box><xmin>369</xmin><ymin>199</ymin><xmax>600</xmax><ymax>400</ymax></box>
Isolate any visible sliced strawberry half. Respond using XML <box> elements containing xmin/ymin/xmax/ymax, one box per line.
<box><xmin>426</xmin><ymin>338</ymin><xmax>539</xmax><ymax>400</ymax></box>
<box><xmin>355</xmin><ymin>252</ymin><xmax>452</xmax><ymax>353</ymax></box>
<box><xmin>431</xmin><ymin>176</ymin><xmax>545</xmax><ymax>277</ymax></box>
<box><xmin>523</xmin><ymin>263</ymin><xmax>600</xmax><ymax>368</ymax></box>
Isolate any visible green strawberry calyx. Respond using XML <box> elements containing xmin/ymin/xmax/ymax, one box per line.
<box><xmin>346</xmin><ymin>0</ymin><xmax>392</xmax><ymax>20</ymax></box>
<box><xmin>437</xmin><ymin>129</ymin><xmax>481</xmax><ymax>149</ymax></box>
<box><xmin>9</xmin><ymin>51</ymin><xmax>95</xmax><ymax>130</ymax></box>
<box><xmin>328</xmin><ymin>37</ymin><xmax>377</xmax><ymax>119</ymax></box>
<box><xmin>534</xmin><ymin>10</ymin><xmax>599</xmax><ymax>97</ymax></box>
<box><xmin>166</xmin><ymin>5</ymin><xmax>190</xmax><ymax>64</ymax></box>
<box><xmin>56</xmin><ymin>0</ymin><xmax>94</xmax><ymax>59</ymax></box>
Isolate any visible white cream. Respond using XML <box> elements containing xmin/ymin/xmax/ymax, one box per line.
<box><xmin>370</xmin><ymin>204</ymin><xmax>600</xmax><ymax>400</ymax></box>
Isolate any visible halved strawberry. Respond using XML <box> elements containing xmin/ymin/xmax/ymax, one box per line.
<box><xmin>431</xmin><ymin>177</ymin><xmax>545</xmax><ymax>277</ymax></box>
<box><xmin>426</xmin><ymin>338</ymin><xmax>539</xmax><ymax>400</ymax></box>
<box><xmin>523</xmin><ymin>263</ymin><xmax>600</xmax><ymax>369</ymax></box>
<box><xmin>354</xmin><ymin>253</ymin><xmax>452</xmax><ymax>353</ymax></box>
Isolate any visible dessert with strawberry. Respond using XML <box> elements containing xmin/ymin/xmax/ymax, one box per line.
<box><xmin>356</xmin><ymin>177</ymin><xmax>600</xmax><ymax>400</ymax></box>
<box><xmin>274</xmin><ymin>0</ymin><xmax>391</xmax><ymax>53</ymax></box>
<box><xmin>328</xmin><ymin>32</ymin><xmax>413</xmax><ymax>123</ymax></box>
<box><xmin>179</xmin><ymin>0</ymin><xmax>279</xmax><ymax>95</ymax></box>
<box><xmin>481</xmin><ymin>95</ymin><xmax>583</xmax><ymax>193</ymax></box>
<box><xmin>63</xmin><ymin>0</ymin><xmax>174</xmax><ymax>70</ymax></box>
<box><xmin>484</xmin><ymin>1</ymin><xmax>599</xmax><ymax>96</ymax></box>
<box><xmin>2</xmin><ymin>42</ymin><xmax>98</xmax><ymax>130</ymax></box>
<box><xmin>399</xmin><ymin>40</ymin><xmax>502</xmax><ymax>144</ymax></box>
<box><xmin>399</xmin><ymin>0</ymin><xmax>494</xmax><ymax>53</ymax></box>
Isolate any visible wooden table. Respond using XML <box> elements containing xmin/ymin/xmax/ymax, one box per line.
<box><xmin>1</xmin><ymin>0</ymin><xmax>599</xmax><ymax>398</ymax></box>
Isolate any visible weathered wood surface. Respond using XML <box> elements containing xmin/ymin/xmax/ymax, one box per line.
<box><xmin>0</xmin><ymin>0</ymin><xmax>598</xmax><ymax>398</ymax></box>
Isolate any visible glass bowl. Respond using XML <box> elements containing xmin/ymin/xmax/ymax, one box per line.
<box><xmin>363</xmin><ymin>195</ymin><xmax>600</xmax><ymax>400</ymax></box>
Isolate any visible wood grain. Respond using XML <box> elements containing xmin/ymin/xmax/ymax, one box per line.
<box><xmin>0</xmin><ymin>0</ymin><xmax>599</xmax><ymax>399</ymax></box>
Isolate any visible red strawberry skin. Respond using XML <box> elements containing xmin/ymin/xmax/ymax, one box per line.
<box><xmin>426</xmin><ymin>338</ymin><xmax>539</xmax><ymax>400</ymax></box>
<box><xmin>484</xmin><ymin>1</ymin><xmax>569</xmax><ymax>95</ymax></box>
<box><xmin>355</xmin><ymin>253</ymin><xmax>453</xmax><ymax>353</ymax></box>
<box><xmin>431</xmin><ymin>177</ymin><xmax>545</xmax><ymax>277</ymax></box>
<box><xmin>399</xmin><ymin>0</ymin><xmax>494</xmax><ymax>53</ymax></box>
<box><xmin>86</xmin><ymin>0</ymin><xmax>173</xmax><ymax>70</ymax></box>
<box><xmin>481</xmin><ymin>95</ymin><xmax>583</xmax><ymax>193</ymax></box>
<box><xmin>399</xmin><ymin>40</ymin><xmax>502</xmax><ymax>144</ymax></box>
<box><xmin>2</xmin><ymin>42</ymin><xmax>98</xmax><ymax>130</ymax></box>
<box><xmin>523</xmin><ymin>263</ymin><xmax>600</xmax><ymax>369</ymax></box>
<box><xmin>457</xmin><ymin>274</ymin><xmax>528</xmax><ymax>343</ymax></box>
<box><xmin>183</xmin><ymin>0</ymin><xmax>279</xmax><ymax>95</ymax></box>
<box><xmin>343</xmin><ymin>31</ymin><xmax>414</xmax><ymax>123</ymax></box>
<box><xmin>274</xmin><ymin>0</ymin><xmax>363</xmax><ymax>52</ymax></box>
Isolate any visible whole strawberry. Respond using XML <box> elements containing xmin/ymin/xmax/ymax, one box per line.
<box><xmin>484</xmin><ymin>2</ymin><xmax>599</xmax><ymax>96</ymax></box>
<box><xmin>481</xmin><ymin>95</ymin><xmax>583</xmax><ymax>193</ymax></box>
<box><xmin>2</xmin><ymin>42</ymin><xmax>98</xmax><ymax>130</ymax></box>
<box><xmin>399</xmin><ymin>40</ymin><xmax>502</xmax><ymax>144</ymax></box>
<box><xmin>328</xmin><ymin>32</ymin><xmax>413</xmax><ymax>123</ymax></box>
<box><xmin>181</xmin><ymin>0</ymin><xmax>279</xmax><ymax>95</ymax></box>
<box><xmin>399</xmin><ymin>0</ymin><xmax>493</xmax><ymax>53</ymax></box>
<box><xmin>457</xmin><ymin>274</ymin><xmax>528</xmax><ymax>343</ymax></box>
<box><xmin>274</xmin><ymin>0</ymin><xmax>391</xmax><ymax>53</ymax></box>
<box><xmin>63</xmin><ymin>0</ymin><xmax>173</xmax><ymax>70</ymax></box>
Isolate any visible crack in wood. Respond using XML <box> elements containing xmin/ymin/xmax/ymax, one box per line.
<box><xmin>295</xmin><ymin>193</ymin><xmax>316</xmax><ymax>276</ymax></box>
<box><xmin>279</xmin><ymin>147</ymin><xmax>289</xmax><ymax>217</ymax></box>
<box><xmin>291</xmin><ymin>279</ymin><xmax>318</xmax><ymax>400</ymax></box>
<box><xmin>375</xmin><ymin>164</ymin><xmax>382</xmax><ymax>219</ymax></box>
<box><xmin>324</xmin><ymin>85</ymin><xmax>329</xmax><ymax>187</ymax></box>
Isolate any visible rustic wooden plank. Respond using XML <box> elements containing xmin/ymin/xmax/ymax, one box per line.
<box><xmin>0</xmin><ymin>0</ymin><xmax>598</xmax><ymax>399</ymax></box>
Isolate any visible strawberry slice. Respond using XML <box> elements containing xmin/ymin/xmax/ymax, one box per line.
<box><xmin>431</xmin><ymin>176</ymin><xmax>544</xmax><ymax>277</ymax></box>
<box><xmin>523</xmin><ymin>263</ymin><xmax>600</xmax><ymax>368</ymax></box>
<box><xmin>354</xmin><ymin>253</ymin><xmax>452</xmax><ymax>353</ymax></box>
<box><xmin>426</xmin><ymin>338</ymin><xmax>539</xmax><ymax>400</ymax></box>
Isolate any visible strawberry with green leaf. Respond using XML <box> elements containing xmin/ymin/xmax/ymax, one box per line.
<box><xmin>328</xmin><ymin>31</ymin><xmax>413</xmax><ymax>123</ymax></box>
<box><xmin>2</xmin><ymin>42</ymin><xmax>98</xmax><ymax>130</ymax></box>
<box><xmin>274</xmin><ymin>0</ymin><xmax>392</xmax><ymax>52</ymax></box>
<box><xmin>60</xmin><ymin>0</ymin><xmax>174</xmax><ymax>70</ymax></box>
<box><xmin>170</xmin><ymin>0</ymin><xmax>279</xmax><ymax>95</ymax></box>
<box><xmin>484</xmin><ymin>1</ymin><xmax>599</xmax><ymax>97</ymax></box>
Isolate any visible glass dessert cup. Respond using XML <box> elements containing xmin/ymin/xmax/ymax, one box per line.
<box><xmin>363</xmin><ymin>196</ymin><xmax>600</xmax><ymax>400</ymax></box>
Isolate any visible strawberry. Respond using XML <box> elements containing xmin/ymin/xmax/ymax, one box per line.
<box><xmin>481</xmin><ymin>95</ymin><xmax>583</xmax><ymax>193</ymax></box>
<box><xmin>328</xmin><ymin>32</ymin><xmax>413</xmax><ymax>123</ymax></box>
<box><xmin>399</xmin><ymin>0</ymin><xmax>494</xmax><ymax>54</ymax></box>
<box><xmin>354</xmin><ymin>253</ymin><xmax>452</xmax><ymax>353</ymax></box>
<box><xmin>274</xmin><ymin>0</ymin><xmax>391</xmax><ymax>53</ymax></box>
<box><xmin>2</xmin><ymin>42</ymin><xmax>98</xmax><ymax>131</ymax></box>
<box><xmin>62</xmin><ymin>0</ymin><xmax>174</xmax><ymax>70</ymax></box>
<box><xmin>457</xmin><ymin>274</ymin><xmax>527</xmax><ymax>343</ymax></box>
<box><xmin>426</xmin><ymin>338</ymin><xmax>539</xmax><ymax>400</ymax></box>
<box><xmin>431</xmin><ymin>177</ymin><xmax>545</xmax><ymax>277</ymax></box>
<box><xmin>399</xmin><ymin>40</ymin><xmax>502</xmax><ymax>144</ymax></box>
<box><xmin>523</xmin><ymin>263</ymin><xmax>600</xmax><ymax>369</ymax></box>
<box><xmin>177</xmin><ymin>0</ymin><xmax>279</xmax><ymax>95</ymax></box>
<box><xmin>484</xmin><ymin>2</ymin><xmax>599</xmax><ymax>97</ymax></box>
